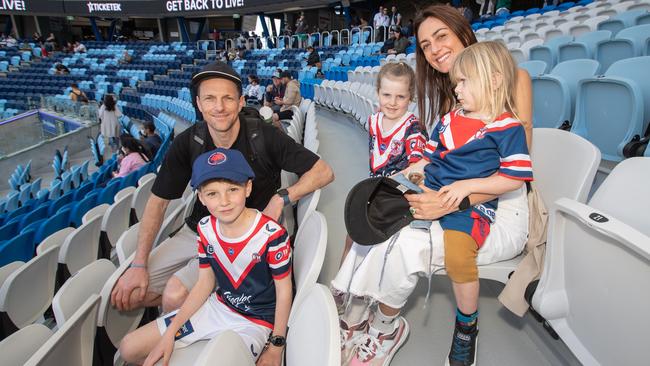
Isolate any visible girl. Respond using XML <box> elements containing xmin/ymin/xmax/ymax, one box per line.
<box><xmin>338</xmin><ymin>61</ymin><xmax>427</xmax><ymax>365</ymax></box>
<box><xmin>244</xmin><ymin>75</ymin><xmax>264</xmax><ymax>104</ymax></box>
<box><xmin>333</xmin><ymin>41</ymin><xmax>532</xmax><ymax>366</ymax></box>
<box><xmin>98</xmin><ymin>94</ymin><xmax>122</xmax><ymax>159</ymax></box>
<box><xmin>113</xmin><ymin>134</ymin><xmax>149</xmax><ymax>178</ymax></box>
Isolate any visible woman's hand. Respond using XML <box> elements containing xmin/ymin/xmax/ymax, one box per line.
<box><xmin>405</xmin><ymin>185</ymin><xmax>455</xmax><ymax>220</ymax></box>
<box><xmin>256</xmin><ymin>345</ymin><xmax>284</xmax><ymax>366</ymax></box>
<box><xmin>438</xmin><ymin>180</ymin><xmax>473</xmax><ymax>209</ymax></box>
<box><xmin>143</xmin><ymin>331</ymin><xmax>175</xmax><ymax>366</ymax></box>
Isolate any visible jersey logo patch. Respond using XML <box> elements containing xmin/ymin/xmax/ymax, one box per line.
<box><xmin>252</xmin><ymin>253</ymin><xmax>262</xmax><ymax>263</ymax></box>
<box><xmin>250</xmin><ymin>344</ymin><xmax>258</xmax><ymax>357</ymax></box>
<box><xmin>200</xmin><ymin>217</ymin><xmax>210</xmax><ymax>225</ymax></box>
<box><xmin>206</xmin><ymin>244</ymin><xmax>215</xmax><ymax>255</ymax></box>
<box><xmin>164</xmin><ymin>314</ymin><xmax>195</xmax><ymax>340</ymax></box>
<box><xmin>208</xmin><ymin>152</ymin><xmax>227</xmax><ymax>165</ymax></box>
<box><xmin>228</xmin><ymin>247</ymin><xmax>235</xmax><ymax>256</ymax></box>
<box><xmin>265</xmin><ymin>223</ymin><xmax>277</xmax><ymax>233</ymax></box>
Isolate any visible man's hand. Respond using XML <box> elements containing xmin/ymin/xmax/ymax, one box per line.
<box><xmin>262</xmin><ymin>194</ymin><xmax>285</xmax><ymax>221</ymax></box>
<box><xmin>256</xmin><ymin>345</ymin><xmax>284</xmax><ymax>366</ymax></box>
<box><xmin>404</xmin><ymin>185</ymin><xmax>455</xmax><ymax>220</ymax></box>
<box><xmin>110</xmin><ymin>266</ymin><xmax>149</xmax><ymax>311</ymax></box>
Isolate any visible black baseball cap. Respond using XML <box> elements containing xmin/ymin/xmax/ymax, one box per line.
<box><xmin>191</xmin><ymin>61</ymin><xmax>242</xmax><ymax>93</ymax></box>
<box><xmin>280</xmin><ymin>71</ymin><xmax>292</xmax><ymax>79</ymax></box>
<box><xmin>344</xmin><ymin>177</ymin><xmax>417</xmax><ymax>246</ymax></box>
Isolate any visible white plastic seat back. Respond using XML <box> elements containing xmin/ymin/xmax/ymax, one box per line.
<box><xmin>0</xmin><ymin>246</ymin><xmax>58</xmax><ymax>329</ymax></box>
<box><xmin>59</xmin><ymin>214</ymin><xmax>103</xmax><ymax>276</ymax></box>
<box><xmin>36</xmin><ymin>227</ymin><xmax>75</xmax><ymax>256</ymax></box>
<box><xmin>286</xmin><ymin>284</ymin><xmax>340</xmax><ymax>365</ymax></box>
<box><xmin>0</xmin><ymin>261</ymin><xmax>23</xmax><ymax>289</ymax></box>
<box><xmin>0</xmin><ymin>324</ymin><xmax>53</xmax><ymax>366</ymax></box>
<box><xmin>154</xmin><ymin>197</ymin><xmax>188</xmax><ymax>247</ymax></box>
<box><xmin>116</xmin><ymin>223</ymin><xmax>140</xmax><ymax>264</ymax></box>
<box><xmin>292</xmin><ymin>211</ymin><xmax>327</xmax><ymax>312</ymax></box>
<box><xmin>114</xmin><ymin>186</ymin><xmax>135</xmax><ymax>202</ymax></box>
<box><xmin>98</xmin><ymin>253</ymin><xmax>144</xmax><ymax>347</ymax></box>
<box><xmin>81</xmin><ymin>203</ymin><xmax>109</xmax><ymax>225</ymax></box>
<box><xmin>532</xmin><ymin>157</ymin><xmax>650</xmax><ymax>366</ymax></box>
<box><xmin>296</xmin><ymin>189</ymin><xmax>321</xmax><ymax>228</ymax></box>
<box><xmin>53</xmin><ymin>259</ymin><xmax>115</xmax><ymax>325</ymax></box>
<box><xmin>24</xmin><ymin>295</ymin><xmax>100</xmax><ymax>366</ymax></box>
<box><xmin>132</xmin><ymin>173</ymin><xmax>156</xmax><ymax>221</ymax></box>
<box><xmin>102</xmin><ymin>188</ymin><xmax>134</xmax><ymax>248</ymax></box>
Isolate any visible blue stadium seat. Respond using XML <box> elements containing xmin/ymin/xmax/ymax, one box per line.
<box><xmin>0</xmin><ymin>220</ymin><xmax>20</xmax><ymax>241</ymax></box>
<box><xmin>48</xmin><ymin>180</ymin><xmax>62</xmax><ymax>200</ymax></box>
<box><xmin>596</xmin><ymin>24</ymin><xmax>650</xmax><ymax>71</ymax></box>
<box><xmin>529</xmin><ymin>36</ymin><xmax>573</xmax><ymax>72</ymax></box>
<box><xmin>5</xmin><ymin>205</ymin><xmax>31</xmax><ymax>226</ymax></box>
<box><xmin>0</xmin><ymin>230</ymin><xmax>35</xmax><ymax>267</ymax></box>
<box><xmin>4</xmin><ymin>191</ymin><xmax>20</xmax><ymax>212</ymax></box>
<box><xmin>18</xmin><ymin>203</ymin><xmax>50</xmax><ymax>231</ymax></box>
<box><xmin>571</xmin><ymin>56</ymin><xmax>650</xmax><ymax>161</ymax></box>
<box><xmin>70</xmin><ymin>192</ymin><xmax>99</xmax><ymax>228</ymax></box>
<box><xmin>532</xmin><ymin>59</ymin><xmax>600</xmax><ymax>129</ymax></box>
<box><xmin>519</xmin><ymin>60</ymin><xmax>548</xmax><ymax>77</ymax></box>
<box><xmin>48</xmin><ymin>191</ymin><xmax>75</xmax><ymax>216</ymax></box>
<box><xmin>34</xmin><ymin>208</ymin><xmax>72</xmax><ymax>245</ymax></box>
<box><xmin>97</xmin><ymin>179</ymin><xmax>122</xmax><ymax>205</ymax></box>
<box><xmin>558</xmin><ymin>30</ymin><xmax>612</xmax><ymax>63</ymax></box>
<box><xmin>597</xmin><ymin>10</ymin><xmax>648</xmax><ymax>36</ymax></box>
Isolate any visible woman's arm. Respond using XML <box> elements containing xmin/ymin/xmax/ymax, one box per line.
<box><xmin>256</xmin><ymin>275</ymin><xmax>292</xmax><ymax>366</ymax></box>
<box><xmin>515</xmin><ymin>68</ymin><xmax>533</xmax><ymax>149</ymax></box>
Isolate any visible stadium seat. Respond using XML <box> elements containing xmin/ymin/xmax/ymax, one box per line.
<box><xmin>48</xmin><ymin>191</ymin><xmax>74</xmax><ymax>216</ymax></box>
<box><xmin>18</xmin><ymin>203</ymin><xmax>49</xmax><ymax>231</ymax></box>
<box><xmin>292</xmin><ymin>211</ymin><xmax>327</xmax><ymax>310</ymax></box>
<box><xmin>58</xmin><ymin>214</ymin><xmax>102</xmax><ymax>283</ymax></box>
<box><xmin>115</xmin><ymin>223</ymin><xmax>140</xmax><ymax>265</ymax></box>
<box><xmin>532</xmin><ymin>157</ymin><xmax>650</xmax><ymax>366</ymax></box>
<box><xmin>52</xmin><ymin>259</ymin><xmax>115</xmax><ymax>326</ymax></box>
<box><xmin>297</xmin><ymin>189</ymin><xmax>321</xmax><ymax>229</ymax></box>
<box><xmin>23</xmin><ymin>295</ymin><xmax>100</xmax><ymax>366</ymax></box>
<box><xmin>0</xmin><ymin>246</ymin><xmax>58</xmax><ymax>340</ymax></box>
<box><xmin>518</xmin><ymin>60</ymin><xmax>548</xmax><ymax>77</ymax></box>
<box><xmin>193</xmin><ymin>330</ymin><xmax>255</xmax><ymax>366</ymax></box>
<box><xmin>529</xmin><ymin>35</ymin><xmax>573</xmax><ymax>72</ymax></box>
<box><xmin>36</xmin><ymin>227</ymin><xmax>74</xmax><ymax>256</ymax></box>
<box><xmin>131</xmin><ymin>173</ymin><xmax>156</xmax><ymax>224</ymax></box>
<box><xmin>97</xmin><ymin>179</ymin><xmax>122</xmax><ymax>205</ymax></box>
<box><xmin>0</xmin><ymin>323</ymin><xmax>53</xmax><ymax>366</ymax></box>
<box><xmin>571</xmin><ymin>56</ymin><xmax>650</xmax><ymax>161</ymax></box>
<box><xmin>286</xmin><ymin>284</ymin><xmax>340</xmax><ymax>365</ymax></box>
<box><xmin>153</xmin><ymin>196</ymin><xmax>189</xmax><ymax>246</ymax></box>
<box><xmin>597</xmin><ymin>9</ymin><xmax>648</xmax><ymax>35</ymax></box>
<box><xmin>100</xmin><ymin>187</ymin><xmax>135</xmax><ymax>259</ymax></box>
<box><xmin>69</xmin><ymin>191</ymin><xmax>98</xmax><ymax>227</ymax></box>
<box><xmin>4</xmin><ymin>191</ymin><xmax>19</xmax><ymax>212</ymax></box>
<box><xmin>596</xmin><ymin>24</ymin><xmax>650</xmax><ymax>71</ymax></box>
<box><xmin>558</xmin><ymin>30</ymin><xmax>612</xmax><ymax>62</ymax></box>
<box><xmin>35</xmin><ymin>208</ymin><xmax>72</xmax><ymax>245</ymax></box>
<box><xmin>0</xmin><ymin>230</ymin><xmax>35</xmax><ymax>267</ymax></box>
<box><xmin>532</xmin><ymin>59</ymin><xmax>600</xmax><ymax>128</ymax></box>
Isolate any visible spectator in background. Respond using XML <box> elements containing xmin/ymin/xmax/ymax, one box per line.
<box><xmin>360</xmin><ymin>16</ymin><xmax>369</xmax><ymax>28</ymax></box>
<box><xmin>385</xmin><ymin>26</ymin><xmax>410</xmax><ymax>55</ymax></box>
<box><xmin>271</xmin><ymin>71</ymin><xmax>301</xmax><ymax>128</ymax></box>
<box><xmin>295</xmin><ymin>14</ymin><xmax>307</xmax><ymax>34</ymax></box>
<box><xmin>375</xmin><ymin>6</ymin><xmax>391</xmax><ymax>41</ymax></box>
<box><xmin>32</xmin><ymin>32</ymin><xmax>43</xmax><ymax>43</ymax></box>
<box><xmin>3</xmin><ymin>34</ymin><xmax>17</xmax><ymax>48</ymax></box>
<box><xmin>306</xmin><ymin>45</ymin><xmax>321</xmax><ymax>69</ymax></box>
<box><xmin>113</xmin><ymin>134</ymin><xmax>149</xmax><ymax>178</ymax></box>
<box><xmin>120</xmin><ymin>50</ymin><xmax>132</xmax><ymax>64</ymax></box>
<box><xmin>460</xmin><ymin>0</ymin><xmax>475</xmax><ymax>22</ymax></box>
<box><xmin>244</xmin><ymin>75</ymin><xmax>264</xmax><ymax>104</ymax></box>
<box><xmin>55</xmin><ymin>63</ymin><xmax>70</xmax><ymax>75</ymax></box>
<box><xmin>495</xmin><ymin>0</ymin><xmax>512</xmax><ymax>16</ymax></box>
<box><xmin>73</xmin><ymin>41</ymin><xmax>86</xmax><ymax>53</ymax></box>
<box><xmin>69</xmin><ymin>83</ymin><xmax>89</xmax><ymax>103</ymax></box>
<box><xmin>265</xmin><ymin>71</ymin><xmax>286</xmax><ymax>111</ymax></box>
<box><xmin>99</xmin><ymin>94</ymin><xmax>122</xmax><ymax>159</ymax></box>
<box><xmin>478</xmin><ymin>0</ymin><xmax>496</xmax><ymax>18</ymax></box>
<box><xmin>403</xmin><ymin>19</ymin><xmax>414</xmax><ymax>37</ymax></box>
<box><xmin>65</xmin><ymin>41</ymin><xmax>74</xmax><ymax>53</ymax></box>
<box><xmin>141</xmin><ymin>121</ymin><xmax>162</xmax><ymax>157</ymax></box>
<box><xmin>390</xmin><ymin>6</ymin><xmax>402</xmax><ymax>27</ymax></box>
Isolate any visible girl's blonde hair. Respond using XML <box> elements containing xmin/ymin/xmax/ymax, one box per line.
<box><xmin>450</xmin><ymin>41</ymin><xmax>519</xmax><ymax>123</ymax></box>
<box><xmin>376</xmin><ymin>62</ymin><xmax>416</xmax><ymax>102</ymax></box>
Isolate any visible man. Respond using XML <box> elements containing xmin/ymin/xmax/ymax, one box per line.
<box><xmin>264</xmin><ymin>71</ymin><xmax>285</xmax><ymax>112</ymax></box>
<box><xmin>110</xmin><ymin>62</ymin><xmax>334</xmax><ymax>312</ymax></box>
<box><xmin>73</xmin><ymin>41</ymin><xmax>86</xmax><ymax>53</ymax></box>
<box><xmin>374</xmin><ymin>6</ymin><xmax>390</xmax><ymax>42</ymax></box>
<box><xmin>271</xmin><ymin>71</ymin><xmax>301</xmax><ymax>128</ymax></box>
<box><xmin>385</xmin><ymin>26</ymin><xmax>410</xmax><ymax>55</ymax></box>
<box><xmin>141</xmin><ymin>121</ymin><xmax>162</xmax><ymax>157</ymax></box>
<box><xmin>306</xmin><ymin>45</ymin><xmax>321</xmax><ymax>69</ymax></box>
<box><xmin>390</xmin><ymin>6</ymin><xmax>402</xmax><ymax>27</ymax></box>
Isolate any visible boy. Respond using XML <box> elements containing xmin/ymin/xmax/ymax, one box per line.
<box><xmin>119</xmin><ymin>148</ymin><xmax>292</xmax><ymax>366</ymax></box>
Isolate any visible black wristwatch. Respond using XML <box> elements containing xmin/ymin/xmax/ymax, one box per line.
<box><xmin>268</xmin><ymin>334</ymin><xmax>286</xmax><ymax>347</ymax></box>
<box><xmin>276</xmin><ymin>188</ymin><xmax>291</xmax><ymax>206</ymax></box>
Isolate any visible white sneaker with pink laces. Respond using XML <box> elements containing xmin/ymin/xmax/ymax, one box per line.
<box><xmin>340</xmin><ymin>319</ymin><xmax>370</xmax><ymax>365</ymax></box>
<box><xmin>349</xmin><ymin>317</ymin><xmax>410</xmax><ymax>366</ymax></box>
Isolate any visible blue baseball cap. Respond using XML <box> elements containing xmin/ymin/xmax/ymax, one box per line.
<box><xmin>191</xmin><ymin>148</ymin><xmax>255</xmax><ymax>189</ymax></box>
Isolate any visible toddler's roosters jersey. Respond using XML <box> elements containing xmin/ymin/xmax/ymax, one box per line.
<box><xmin>423</xmin><ymin>109</ymin><xmax>533</xmax><ymax>222</ymax></box>
<box><xmin>368</xmin><ymin>111</ymin><xmax>427</xmax><ymax>177</ymax></box>
<box><xmin>197</xmin><ymin>211</ymin><xmax>291</xmax><ymax>329</ymax></box>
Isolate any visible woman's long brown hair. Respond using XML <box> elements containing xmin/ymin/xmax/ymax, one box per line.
<box><xmin>414</xmin><ymin>4</ymin><xmax>477</xmax><ymax>130</ymax></box>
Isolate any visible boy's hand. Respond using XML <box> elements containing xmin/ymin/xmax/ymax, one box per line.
<box><xmin>143</xmin><ymin>331</ymin><xmax>175</xmax><ymax>366</ymax></box>
<box><xmin>438</xmin><ymin>181</ymin><xmax>472</xmax><ymax>209</ymax></box>
<box><xmin>256</xmin><ymin>344</ymin><xmax>284</xmax><ymax>366</ymax></box>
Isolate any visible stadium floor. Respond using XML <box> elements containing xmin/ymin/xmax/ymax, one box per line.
<box><xmin>314</xmin><ymin>107</ymin><xmax>581</xmax><ymax>366</ymax></box>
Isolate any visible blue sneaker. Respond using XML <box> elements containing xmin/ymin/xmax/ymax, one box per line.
<box><xmin>445</xmin><ymin>325</ymin><xmax>478</xmax><ymax>366</ymax></box>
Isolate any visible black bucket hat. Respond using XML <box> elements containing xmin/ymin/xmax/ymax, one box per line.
<box><xmin>344</xmin><ymin>177</ymin><xmax>418</xmax><ymax>246</ymax></box>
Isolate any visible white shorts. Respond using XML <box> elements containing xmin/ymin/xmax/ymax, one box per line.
<box><xmin>331</xmin><ymin>186</ymin><xmax>529</xmax><ymax>308</ymax></box>
<box><xmin>156</xmin><ymin>294</ymin><xmax>271</xmax><ymax>360</ymax></box>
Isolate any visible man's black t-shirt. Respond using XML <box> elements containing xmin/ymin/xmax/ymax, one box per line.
<box><xmin>151</xmin><ymin>116</ymin><xmax>320</xmax><ymax>232</ymax></box>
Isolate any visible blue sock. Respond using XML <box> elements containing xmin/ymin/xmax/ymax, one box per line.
<box><xmin>456</xmin><ymin>308</ymin><xmax>478</xmax><ymax>331</ymax></box>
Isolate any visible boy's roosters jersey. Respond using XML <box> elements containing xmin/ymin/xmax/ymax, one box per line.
<box><xmin>197</xmin><ymin>211</ymin><xmax>291</xmax><ymax>329</ymax></box>
<box><xmin>368</xmin><ymin>111</ymin><xmax>427</xmax><ymax>177</ymax></box>
<box><xmin>423</xmin><ymin>110</ymin><xmax>533</xmax><ymax>221</ymax></box>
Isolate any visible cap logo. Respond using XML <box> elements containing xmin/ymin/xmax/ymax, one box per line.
<box><xmin>208</xmin><ymin>152</ymin><xmax>227</xmax><ymax>165</ymax></box>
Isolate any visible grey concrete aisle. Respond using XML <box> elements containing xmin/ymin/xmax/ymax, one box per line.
<box><xmin>313</xmin><ymin>106</ymin><xmax>579</xmax><ymax>366</ymax></box>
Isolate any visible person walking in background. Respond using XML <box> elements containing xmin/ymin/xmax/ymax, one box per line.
<box><xmin>98</xmin><ymin>94</ymin><xmax>122</xmax><ymax>160</ymax></box>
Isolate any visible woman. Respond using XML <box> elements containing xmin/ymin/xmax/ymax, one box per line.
<box><xmin>98</xmin><ymin>94</ymin><xmax>122</xmax><ymax>159</ymax></box>
<box><xmin>113</xmin><ymin>134</ymin><xmax>149</xmax><ymax>178</ymax></box>
<box><xmin>332</xmin><ymin>5</ymin><xmax>533</xmax><ymax>365</ymax></box>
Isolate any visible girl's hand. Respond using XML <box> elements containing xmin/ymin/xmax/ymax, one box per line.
<box><xmin>143</xmin><ymin>331</ymin><xmax>175</xmax><ymax>366</ymax></box>
<box><xmin>256</xmin><ymin>345</ymin><xmax>284</xmax><ymax>366</ymax></box>
<box><xmin>438</xmin><ymin>181</ymin><xmax>472</xmax><ymax>209</ymax></box>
